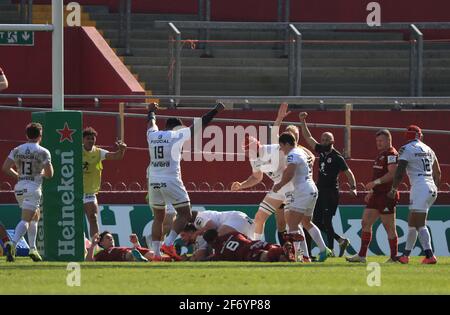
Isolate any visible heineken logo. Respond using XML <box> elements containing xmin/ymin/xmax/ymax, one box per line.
<box><xmin>56</xmin><ymin>150</ymin><xmax>76</xmax><ymax>256</ymax></box>
<box><xmin>57</xmin><ymin>122</ymin><xmax>76</xmax><ymax>143</ymax></box>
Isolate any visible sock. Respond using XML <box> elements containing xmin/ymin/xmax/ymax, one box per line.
<box><xmin>293</xmin><ymin>241</ymin><xmax>301</xmax><ymax>254</ymax></box>
<box><xmin>152</xmin><ymin>241</ymin><xmax>162</xmax><ymax>256</ymax></box>
<box><xmin>254</xmin><ymin>233</ymin><xmax>263</xmax><ymax>241</ymax></box>
<box><xmin>307</xmin><ymin>225</ymin><xmax>326</xmax><ymax>252</ymax></box>
<box><xmin>13</xmin><ymin>220</ymin><xmax>29</xmax><ymax>245</ymax></box>
<box><xmin>388</xmin><ymin>236</ymin><xmax>398</xmax><ymax>259</ymax></box>
<box><xmin>163</xmin><ymin>230</ymin><xmax>178</xmax><ymax>246</ymax></box>
<box><xmin>277</xmin><ymin>231</ymin><xmax>286</xmax><ymax>245</ymax></box>
<box><xmin>27</xmin><ymin>220</ymin><xmax>38</xmax><ymax>250</ymax></box>
<box><xmin>418</xmin><ymin>226</ymin><xmax>433</xmax><ymax>258</ymax></box>
<box><xmin>358</xmin><ymin>231</ymin><xmax>372</xmax><ymax>257</ymax></box>
<box><xmin>299</xmin><ymin>239</ymin><xmax>309</xmax><ymax>258</ymax></box>
<box><xmin>404</xmin><ymin>226</ymin><xmax>418</xmax><ymax>256</ymax></box>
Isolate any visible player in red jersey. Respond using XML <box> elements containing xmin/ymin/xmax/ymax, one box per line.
<box><xmin>86</xmin><ymin>231</ymin><xmax>171</xmax><ymax>262</ymax></box>
<box><xmin>346</xmin><ymin>129</ymin><xmax>399</xmax><ymax>263</ymax></box>
<box><xmin>203</xmin><ymin>229</ymin><xmax>296</xmax><ymax>262</ymax></box>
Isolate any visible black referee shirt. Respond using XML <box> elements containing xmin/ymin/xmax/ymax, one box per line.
<box><xmin>315</xmin><ymin>144</ymin><xmax>349</xmax><ymax>190</ymax></box>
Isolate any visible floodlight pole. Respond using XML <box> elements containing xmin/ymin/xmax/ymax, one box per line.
<box><xmin>52</xmin><ymin>0</ymin><xmax>64</xmax><ymax>111</ymax></box>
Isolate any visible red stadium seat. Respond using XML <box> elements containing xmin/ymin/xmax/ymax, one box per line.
<box><xmin>0</xmin><ymin>182</ymin><xmax>12</xmax><ymax>191</ymax></box>
<box><xmin>113</xmin><ymin>182</ymin><xmax>127</xmax><ymax>191</ymax></box>
<box><xmin>212</xmin><ymin>182</ymin><xmax>225</xmax><ymax>191</ymax></box>
<box><xmin>186</xmin><ymin>182</ymin><xmax>197</xmax><ymax>192</ymax></box>
<box><xmin>100</xmin><ymin>182</ymin><xmax>113</xmax><ymax>192</ymax></box>
<box><xmin>128</xmin><ymin>182</ymin><xmax>142</xmax><ymax>191</ymax></box>
<box><xmin>198</xmin><ymin>182</ymin><xmax>211</xmax><ymax>192</ymax></box>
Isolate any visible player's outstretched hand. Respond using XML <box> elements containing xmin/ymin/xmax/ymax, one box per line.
<box><xmin>129</xmin><ymin>234</ymin><xmax>139</xmax><ymax>246</ymax></box>
<box><xmin>231</xmin><ymin>181</ymin><xmax>242</xmax><ymax>191</ymax></box>
<box><xmin>272</xmin><ymin>183</ymin><xmax>282</xmax><ymax>193</ymax></box>
<box><xmin>299</xmin><ymin>112</ymin><xmax>308</xmax><ymax>122</ymax></box>
<box><xmin>116</xmin><ymin>140</ymin><xmax>127</xmax><ymax>151</ymax></box>
<box><xmin>147</xmin><ymin>102</ymin><xmax>159</xmax><ymax>112</ymax></box>
<box><xmin>365</xmin><ymin>181</ymin><xmax>375</xmax><ymax>190</ymax></box>
<box><xmin>277</xmin><ymin>102</ymin><xmax>291</xmax><ymax>121</ymax></box>
<box><xmin>215</xmin><ymin>102</ymin><xmax>225</xmax><ymax>112</ymax></box>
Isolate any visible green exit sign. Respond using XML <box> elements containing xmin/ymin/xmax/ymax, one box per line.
<box><xmin>0</xmin><ymin>31</ymin><xmax>34</xmax><ymax>46</ymax></box>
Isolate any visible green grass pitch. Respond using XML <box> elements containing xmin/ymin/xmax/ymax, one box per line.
<box><xmin>1</xmin><ymin>256</ymin><xmax>449</xmax><ymax>294</ymax></box>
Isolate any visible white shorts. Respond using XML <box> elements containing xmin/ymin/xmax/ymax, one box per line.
<box><xmin>221</xmin><ymin>212</ymin><xmax>255</xmax><ymax>239</ymax></box>
<box><xmin>14</xmin><ymin>182</ymin><xmax>41</xmax><ymax>212</ymax></box>
<box><xmin>266</xmin><ymin>183</ymin><xmax>291</xmax><ymax>202</ymax></box>
<box><xmin>409</xmin><ymin>183</ymin><xmax>438</xmax><ymax>213</ymax></box>
<box><xmin>285</xmin><ymin>184</ymin><xmax>318</xmax><ymax>216</ymax></box>
<box><xmin>148</xmin><ymin>177</ymin><xmax>190</xmax><ymax>210</ymax></box>
<box><xmin>83</xmin><ymin>193</ymin><xmax>98</xmax><ymax>205</ymax></box>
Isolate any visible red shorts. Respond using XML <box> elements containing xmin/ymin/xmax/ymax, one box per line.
<box><xmin>366</xmin><ymin>191</ymin><xmax>399</xmax><ymax>214</ymax></box>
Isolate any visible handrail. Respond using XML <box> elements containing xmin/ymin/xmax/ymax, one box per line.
<box><xmin>154</xmin><ymin>21</ymin><xmax>450</xmax><ymax>30</ymax></box>
<box><xmin>1</xmin><ymin>94</ymin><xmax>450</xmax><ymax>106</ymax></box>
<box><xmin>1</xmin><ymin>105</ymin><xmax>449</xmax><ymax>136</ymax></box>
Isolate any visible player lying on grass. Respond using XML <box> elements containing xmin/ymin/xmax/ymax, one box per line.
<box><xmin>0</xmin><ymin>222</ymin><xmax>11</xmax><ymax>247</ymax></box>
<box><xmin>86</xmin><ymin>231</ymin><xmax>171</xmax><ymax>262</ymax></box>
<box><xmin>202</xmin><ymin>229</ymin><xmax>296</xmax><ymax>262</ymax></box>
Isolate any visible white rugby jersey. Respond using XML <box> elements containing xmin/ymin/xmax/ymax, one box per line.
<box><xmin>194</xmin><ymin>210</ymin><xmax>246</xmax><ymax>230</ymax></box>
<box><xmin>147</xmin><ymin>125</ymin><xmax>191</xmax><ymax>179</ymax></box>
<box><xmin>286</xmin><ymin>147</ymin><xmax>315</xmax><ymax>189</ymax></box>
<box><xmin>398</xmin><ymin>140</ymin><xmax>437</xmax><ymax>187</ymax></box>
<box><xmin>250</xmin><ymin>144</ymin><xmax>285</xmax><ymax>183</ymax></box>
<box><xmin>8</xmin><ymin>142</ymin><xmax>51</xmax><ymax>186</ymax></box>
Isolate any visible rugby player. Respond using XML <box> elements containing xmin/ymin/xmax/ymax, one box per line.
<box><xmin>147</xmin><ymin>102</ymin><xmax>224</xmax><ymax>260</ymax></box>
<box><xmin>273</xmin><ymin>133</ymin><xmax>332</xmax><ymax>262</ymax></box>
<box><xmin>86</xmin><ymin>231</ymin><xmax>161</xmax><ymax>262</ymax></box>
<box><xmin>346</xmin><ymin>129</ymin><xmax>399</xmax><ymax>263</ymax></box>
<box><xmin>389</xmin><ymin>125</ymin><xmax>441</xmax><ymax>264</ymax></box>
<box><xmin>0</xmin><ymin>66</ymin><xmax>8</xmax><ymax>91</ymax></box>
<box><xmin>2</xmin><ymin>123</ymin><xmax>54</xmax><ymax>262</ymax></box>
<box><xmin>0</xmin><ymin>222</ymin><xmax>11</xmax><ymax>247</ymax></box>
<box><xmin>299</xmin><ymin>112</ymin><xmax>356</xmax><ymax>257</ymax></box>
<box><xmin>203</xmin><ymin>229</ymin><xmax>296</xmax><ymax>262</ymax></box>
<box><xmin>231</xmin><ymin>103</ymin><xmax>312</xmax><ymax>260</ymax></box>
<box><xmin>82</xmin><ymin>127</ymin><xmax>127</xmax><ymax>237</ymax></box>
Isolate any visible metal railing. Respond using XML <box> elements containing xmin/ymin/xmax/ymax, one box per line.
<box><xmin>1</xmin><ymin>103</ymin><xmax>450</xmax><ymax>159</ymax></box>
<box><xmin>155</xmin><ymin>21</ymin><xmax>450</xmax><ymax>99</ymax></box>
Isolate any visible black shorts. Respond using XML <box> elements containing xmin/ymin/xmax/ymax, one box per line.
<box><xmin>313</xmin><ymin>188</ymin><xmax>339</xmax><ymax>220</ymax></box>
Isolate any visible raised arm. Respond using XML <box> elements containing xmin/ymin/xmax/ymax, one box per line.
<box><xmin>105</xmin><ymin>141</ymin><xmax>127</xmax><ymax>161</ymax></box>
<box><xmin>146</xmin><ymin>102</ymin><xmax>159</xmax><ymax>131</ymax></box>
<box><xmin>273</xmin><ymin>102</ymin><xmax>291</xmax><ymax>127</ymax></box>
<box><xmin>190</xmin><ymin>102</ymin><xmax>225</xmax><ymax>134</ymax></box>
<box><xmin>298</xmin><ymin>112</ymin><xmax>319</xmax><ymax>149</ymax></box>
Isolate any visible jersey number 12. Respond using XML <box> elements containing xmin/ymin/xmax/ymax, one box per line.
<box><xmin>421</xmin><ymin>158</ymin><xmax>431</xmax><ymax>172</ymax></box>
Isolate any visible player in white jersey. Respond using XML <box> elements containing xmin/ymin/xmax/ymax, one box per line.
<box><xmin>273</xmin><ymin>133</ymin><xmax>332</xmax><ymax>262</ymax></box>
<box><xmin>146</xmin><ymin>102</ymin><xmax>224</xmax><ymax>260</ymax></box>
<box><xmin>388</xmin><ymin>125</ymin><xmax>441</xmax><ymax>264</ymax></box>
<box><xmin>231</xmin><ymin>103</ymin><xmax>314</xmax><ymax>261</ymax></box>
<box><xmin>1</xmin><ymin>123</ymin><xmax>54</xmax><ymax>262</ymax></box>
<box><xmin>179</xmin><ymin>210</ymin><xmax>255</xmax><ymax>261</ymax></box>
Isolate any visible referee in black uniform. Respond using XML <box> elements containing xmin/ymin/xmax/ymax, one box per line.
<box><xmin>299</xmin><ymin>112</ymin><xmax>358</xmax><ymax>258</ymax></box>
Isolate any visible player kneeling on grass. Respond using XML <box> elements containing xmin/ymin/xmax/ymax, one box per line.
<box><xmin>86</xmin><ymin>231</ymin><xmax>171</xmax><ymax>262</ymax></box>
<box><xmin>273</xmin><ymin>133</ymin><xmax>332</xmax><ymax>262</ymax></box>
<box><xmin>2</xmin><ymin>123</ymin><xmax>53</xmax><ymax>262</ymax></box>
<box><xmin>203</xmin><ymin>229</ymin><xmax>296</xmax><ymax>262</ymax></box>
